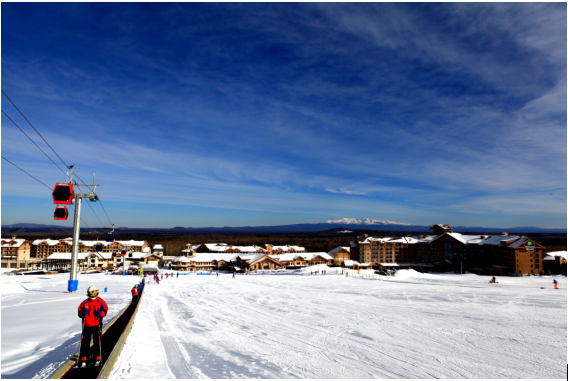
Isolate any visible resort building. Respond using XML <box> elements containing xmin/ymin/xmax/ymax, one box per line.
<box><xmin>170</xmin><ymin>252</ymin><xmax>332</xmax><ymax>272</ymax></box>
<box><xmin>327</xmin><ymin>247</ymin><xmax>352</xmax><ymax>266</ymax></box>
<box><xmin>356</xmin><ymin>224</ymin><xmax>547</xmax><ymax>275</ymax></box>
<box><xmin>1</xmin><ymin>237</ymin><xmax>39</xmax><ymax>269</ymax></box>
<box><xmin>30</xmin><ymin>238</ymin><xmax>150</xmax><ymax>258</ymax></box>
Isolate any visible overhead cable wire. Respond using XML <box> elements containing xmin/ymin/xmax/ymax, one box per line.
<box><xmin>1</xmin><ymin>156</ymin><xmax>51</xmax><ymax>190</ymax></box>
<box><xmin>2</xmin><ymin>91</ymin><xmax>114</xmax><ymax>227</ymax></box>
<box><xmin>73</xmin><ymin>175</ymin><xmax>113</xmax><ymax>227</ymax></box>
<box><xmin>2</xmin><ymin>110</ymin><xmax>68</xmax><ymax>176</ymax></box>
<box><xmin>2</xmin><ymin>90</ymin><xmax>70</xmax><ymax>170</ymax></box>
<box><xmin>1</xmin><ymin>156</ymin><xmax>91</xmax><ymax>228</ymax></box>
<box><xmin>75</xmin><ymin>183</ymin><xmax>107</xmax><ymax>228</ymax></box>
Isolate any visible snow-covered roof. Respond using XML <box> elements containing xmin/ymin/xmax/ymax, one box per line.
<box><xmin>478</xmin><ymin>235</ymin><xmax>520</xmax><ymax>246</ymax></box>
<box><xmin>32</xmin><ymin>239</ymin><xmax>63</xmax><ymax>246</ymax></box>
<box><xmin>545</xmin><ymin>251</ymin><xmax>567</xmax><ymax>259</ymax></box>
<box><xmin>542</xmin><ymin>256</ymin><xmax>555</xmax><ymax>261</ymax></box>
<box><xmin>46</xmin><ymin>252</ymin><xmax>98</xmax><ymax>260</ymax></box>
<box><xmin>229</xmin><ymin>246</ymin><xmax>266</xmax><ymax>252</ymax></box>
<box><xmin>507</xmin><ymin>239</ymin><xmax>527</xmax><ymax>248</ymax></box>
<box><xmin>268</xmin><ymin>245</ymin><xmax>306</xmax><ymax>252</ymax></box>
<box><xmin>271</xmin><ymin>253</ymin><xmax>306</xmax><ymax>262</ymax></box>
<box><xmin>1</xmin><ymin>239</ymin><xmax>28</xmax><ymax>248</ymax></box>
<box><xmin>79</xmin><ymin>241</ymin><xmax>108</xmax><ymax>247</ymax></box>
<box><xmin>116</xmin><ymin>240</ymin><xmax>147</xmax><ymax>247</ymax></box>
<box><xmin>236</xmin><ymin>253</ymin><xmax>265</xmax><ymax>262</ymax></box>
<box><xmin>343</xmin><ymin>260</ymin><xmax>360</xmax><ymax>267</ymax></box>
<box><xmin>302</xmin><ymin>252</ymin><xmax>333</xmax><ymax>261</ymax></box>
<box><xmin>443</xmin><ymin>233</ymin><xmax>488</xmax><ymax>245</ymax></box>
<box><xmin>153</xmin><ymin>244</ymin><xmax>163</xmax><ymax>249</ymax></box>
<box><xmin>199</xmin><ymin>243</ymin><xmax>230</xmax><ymax>252</ymax></box>
<box><xmin>328</xmin><ymin>247</ymin><xmax>350</xmax><ymax>255</ymax></box>
<box><xmin>124</xmin><ymin>252</ymin><xmax>160</xmax><ymax>259</ymax></box>
<box><xmin>172</xmin><ymin>253</ymin><xmax>241</xmax><ymax>263</ymax></box>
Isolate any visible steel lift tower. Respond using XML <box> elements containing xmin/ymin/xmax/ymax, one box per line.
<box><xmin>52</xmin><ymin>166</ymin><xmax>100</xmax><ymax>292</ymax></box>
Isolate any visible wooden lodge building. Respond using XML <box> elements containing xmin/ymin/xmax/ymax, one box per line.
<box><xmin>1</xmin><ymin>237</ymin><xmax>40</xmax><ymax>270</ymax></box>
<box><xmin>356</xmin><ymin>224</ymin><xmax>547</xmax><ymax>275</ymax></box>
<box><xmin>171</xmin><ymin>251</ymin><xmax>332</xmax><ymax>272</ymax></box>
<box><xmin>191</xmin><ymin>243</ymin><xmax>306</xmax><ymax>255</ymax></box>
<box><xmin>1</xmin><ymin>237</ymin><xmax>151</xmax><ymax>271</ymax></box>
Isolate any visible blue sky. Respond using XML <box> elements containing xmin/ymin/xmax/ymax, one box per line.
<box><xmin>1</xmin><ymin>2</ymin><xmax>566</xmax><ymax>229</ymax></box>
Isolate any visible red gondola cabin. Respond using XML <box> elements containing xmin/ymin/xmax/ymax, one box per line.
<box><xmin>52</xmin><ymin>183</ymin><xmax>74</xmax><ymax>205</ymax></box>
<box><xmin>54</xmin><ymin>206</ymin><xmax>68</xmax><ymax>220</ymax></box>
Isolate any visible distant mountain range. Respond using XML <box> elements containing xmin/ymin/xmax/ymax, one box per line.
<box><xmin>1</xmin><ymin>218</ymin><xmax>566</xmax><ymax>234</ymax></box>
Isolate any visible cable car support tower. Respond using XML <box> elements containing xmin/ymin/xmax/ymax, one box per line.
<box><xmin>54</xmin><ymin>166</ymin><xmax>100</xmax><ymax>293</ymax></box>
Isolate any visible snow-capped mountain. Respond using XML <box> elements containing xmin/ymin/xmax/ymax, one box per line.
<box><xmin>316</xmin><ymin>218</ymin><xmax>415</xmax><ymax>226</ymax></box>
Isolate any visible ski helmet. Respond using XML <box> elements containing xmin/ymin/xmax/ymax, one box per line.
<box><xmin>87</xmin><ymin>285</ymin><xmax>99</xmax><ymax>297</ymax></box>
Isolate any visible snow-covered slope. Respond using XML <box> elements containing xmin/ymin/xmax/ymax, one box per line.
<box><xmin>316</xmin><ymin>217</ymin><xmax>415</xmax><ymax>226</ymax></box>
<box><xmin>2</xmin><ymin>272</ymin><xmax>565</xmax><ymax>379</ymax></box>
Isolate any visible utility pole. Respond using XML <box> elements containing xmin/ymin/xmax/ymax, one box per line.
<box><xmin>67</xmin><ymin>168</ymin><xmax>99</xmax><ymax>293</ymax></box>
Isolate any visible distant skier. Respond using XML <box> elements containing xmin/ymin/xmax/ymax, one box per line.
<box><xmin>77</xmin><ymin>286</ymin><xmax>108</xmax><ymax>368</ymax></box>
<box><xmin>553</xmin><ymin>279</ymin><xmax>558</xmax><ymax>289</ymax></box>
<box><xmin>176</xmin><ymin>272</ymin><xmax>179</xmax><ymax>278</ymax></box>
<box><xmin>233</xmin><ymin>271</ymin><xmax>235</xmax><ymax>279</ymax></box>
<box><xmin>489</xmin><ymin>276</ymin><xmax>498</xmax><ymax>284</ymax></box>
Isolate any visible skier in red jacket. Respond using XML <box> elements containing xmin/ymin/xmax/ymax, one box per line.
<box><xmin>77</xmin><ymin>286</ymin><xmax>108</xmax><ymax>368</ymax></box>
<box><xmin>131</xmin><ymin>284</ymin><xmax>139</xmax><ymax>304</ymax></box>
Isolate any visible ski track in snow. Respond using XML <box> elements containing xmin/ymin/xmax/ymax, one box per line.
<box><xmin>1</xmin><ymin>271</ymin><xmax>566</xmax><ymax>378</ymax></box>
<box><xmin>110</xmin><ymin>272</ymin><xmax>566</xmax><ymax>379</ymax></box>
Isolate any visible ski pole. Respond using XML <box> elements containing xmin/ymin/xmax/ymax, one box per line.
<box><xmin>80</xmin><ymin>318</ymin><xmax>85</xmax><ymax>358</ymax></box>
<box><xmin>98</xmin><ymin>320</ymin><xmax>103</xmax><ymax>361</ymax></box>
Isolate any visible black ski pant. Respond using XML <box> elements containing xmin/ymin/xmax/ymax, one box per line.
<box><xmin>79</xmin><ymin>325</ymin><xmax>101</xmax><ymax>359</ymax></box>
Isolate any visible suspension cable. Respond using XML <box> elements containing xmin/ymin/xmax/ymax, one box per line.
<box><xmin>2</xmin><ymin>91</ymin><xmax>114</xmax><ymax>228</ymax></box>
<box><xmin>1</xmin><ymin>156</ymin><xmax>91</xmax><ymax>228</ymax></box>
<box><xmin>2</xmin><ymin>110</ymin><xmax>67</xmax><ymax>176</ymax></box>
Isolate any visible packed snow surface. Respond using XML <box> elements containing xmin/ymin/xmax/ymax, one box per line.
<box><xmin>1</xmin><ymin>270</ymin><xmax>566</xmax><ymax>379</ymax></box>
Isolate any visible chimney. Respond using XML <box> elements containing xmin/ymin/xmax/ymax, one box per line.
<box><xmin>503</xmin><ymin>232</ymin><xmax>509</xmax><ymax>236</ymax></box>
<box><xmin>365</xmin><ymin>234</ymin><xmax>368</xmax><ymax>238</ymax></box>
<box><xmin>12</xmin><ymin>236</ymin><xmax>17</xmax><ymax>240</ymax></box>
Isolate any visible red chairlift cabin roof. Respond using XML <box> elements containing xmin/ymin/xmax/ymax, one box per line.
<box><xmin>52</xmin><ymin>182</ymin><xmax>74</xmax><ymax>205</ymax></box>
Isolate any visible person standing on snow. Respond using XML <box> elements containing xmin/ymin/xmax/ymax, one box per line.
<box><xmin>78</xmin><ymin>286</ymin><xmax>108</xmax><ymax>368</ymax></box>
<box><xmin>131</xmin><ymin>284</ymin><xmax>139</xmax><ymax>304</ymax></box>
<box><xmin>553</xmin><ymin>279</ymin><xmax>558</xmax><ymax>289</ymax></box>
